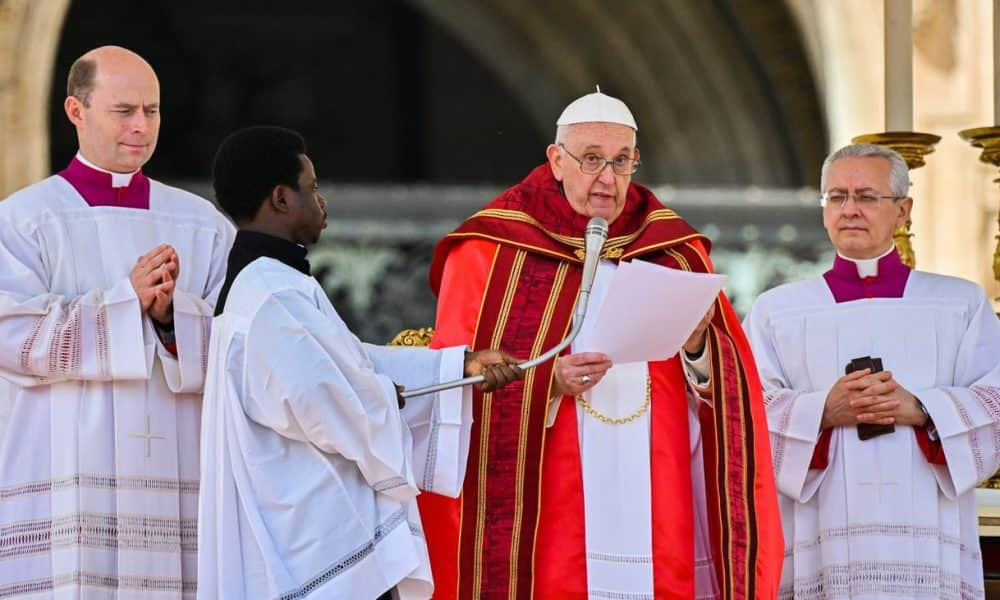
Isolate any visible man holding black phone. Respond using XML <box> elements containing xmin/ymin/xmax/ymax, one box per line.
<box><xmin>744</xmin><ymin>143</ymin><xmax>1000</xmax><ymax>599</ymax></box>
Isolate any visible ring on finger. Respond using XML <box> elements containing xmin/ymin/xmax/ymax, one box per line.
<box><xmin>580</xmin><ymin>374</ymin><xmax>592</xmax><ymax>385</ymax></box>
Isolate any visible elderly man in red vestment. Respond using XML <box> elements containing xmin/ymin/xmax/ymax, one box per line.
<box><xmin>418</xmin><ymin>90</ymin><xmax>783</xmax><ymax>599</ymax></box>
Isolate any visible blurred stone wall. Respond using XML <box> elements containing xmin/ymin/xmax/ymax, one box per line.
<box><xmin>0</xmin><ymin>0</ymin><xmax>68</xmax><ymax>197</ymax></box>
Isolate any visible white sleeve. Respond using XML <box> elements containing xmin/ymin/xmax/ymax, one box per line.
<box><xmin>743</xmin><ymin>302</ymin><xmax>831</xmax><ymax>503</ymax></box>
<box><xmin>0</xmin><ymin>217</ymin><xmax>149</xmax><ymax>386</ymax></box>
<box><xmin>242</xmin><ymin>290</ymin><xmax>418</xmax><ymax>503</ymax></box>
<box><xmin>681</xmin><ymin>345</ymin><xmax>711</xmax><ymax>386</ymax></box>
<box><xmin>913</xmin><ymin>290</ymin><xmax>1000</xmax><ymax>498</ymax></box>
<box><xmin>365</xmin><ymin>343</ymin><xmax>473</xmax><ymax>497</ymax></box>
<box><xmin>157</xmin><ymin>218</ymin><xmax>234</xmax><ymax>394</ymax></box>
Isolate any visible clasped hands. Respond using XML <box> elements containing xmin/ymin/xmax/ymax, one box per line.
<box><xmin>821</xmin><ymin>369</ymin><xmax>928</xmax><ymax>430</ymax></box>
<box><xmin>130</xmin><ymin>243</ymin><xmax>178</xmax><ymax>324</ymax></box>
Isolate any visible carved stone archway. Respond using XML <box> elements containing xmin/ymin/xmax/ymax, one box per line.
<box><xmin>409</xmin><ymin>0</ymin><xmax>827</xmax><ymax>186</ymax></box>
<box><xmin>0</xmin><ymin>0</ymin><xmax>69</xmax><ymax>197</ymax></box>
<box><xmin>2</xmin><ymin>0</ymin><xmax>825</xmax><ymax>195</ymax></box>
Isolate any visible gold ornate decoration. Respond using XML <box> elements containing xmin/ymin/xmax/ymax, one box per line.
<box><xmin>957</xmin><ymin>126</ymin><xmax>1000</xmax><ymax>284</ymax></box>
<box><xmin>573</xmin><ymin>246</ymin><xmax>625</xmax><ymax>261</ymax></box>
<box><xmin>981</xmin><ymin>471</ymin><xmax>1000</xmax><ymax>490</ymax></box>
<box><xmin>851</xmin><ymin>131</ymin><xmax>942</xmax><ymax>269</ymax></box>
<box><xmin>388</xmin><ymin>327</ymin><xmax>435</xmax><ymax>347</ymax></box>
<box><xmin>575</xmin><ymin>377</ymin><xmax>651</xmax><ymax>425</ymax></box>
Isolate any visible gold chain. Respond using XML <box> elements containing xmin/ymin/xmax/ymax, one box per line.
<box><xmin>575</xmin><ymin>376</ymin><xmax>651</xmax><ymax>425</ymax></box>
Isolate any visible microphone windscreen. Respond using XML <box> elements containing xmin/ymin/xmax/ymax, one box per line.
<box><xmin>585</xmin><ymin>217</ymin><xmax>609</xmax><ymax>243</ymax></box>
<box><xmin>579</xmin><ymin>217</ymin><xmax>608</xmax><ymax>298</ymax></box>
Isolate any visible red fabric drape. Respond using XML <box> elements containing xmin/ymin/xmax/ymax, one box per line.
<box><xmin>420</xmin><ymin>165</ymin><xmax>783</xmax><ymax>599</ymax></box>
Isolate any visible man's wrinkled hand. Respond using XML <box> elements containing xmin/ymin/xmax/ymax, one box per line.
<box><xmin>851</xmin><ymin>373</ymin><xmax>925</xmax><ymax>427</ymax></box>
<box><xmin>821</xmin><ymin>369</ymin><xmax>892</xmax><ymax>429</ymax></box>
<box><xmin>552</xmin><ymin>352</ymin><xmax>613</xmax><ymax>398</ymax></box>
<box><xmin>464</xmin><ymin>349</ymin><xmax>525</xmax><ymax>393</ymax></box>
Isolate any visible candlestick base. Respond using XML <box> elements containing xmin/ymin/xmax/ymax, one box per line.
<box><xmin>957</xmin><ymin>126</ymin><xmax>1000</xmax><ymax>284</ymax></box>
<box><xmin>850</xmin><ymin>131</ymin><xmax>941</xmax><ymax>268</ymax></box>
<box><xmin>958</xmin><ymin>126</ymin><xmax>1000</xmax><ymax>173</ymax></box>
<box><xmin>851</xmin><ymin>131</ymin><xmax>942</xmax><ymax>170</ymax></box>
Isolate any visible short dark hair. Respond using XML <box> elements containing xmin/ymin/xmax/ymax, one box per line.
<box><xmin>67</xmin><ymin>58</ymin><xmax>97</xmax><ymax>106</ymax></box>
<box><xmin>212</xmin><ymin>126</ymin><xmax>307</xmax><ymax>223</ymax></box>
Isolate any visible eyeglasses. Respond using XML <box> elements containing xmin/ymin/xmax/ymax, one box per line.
<box><xmin>559</xmin><ymin>143</ymin><xmax>640</xmax><ymax>176</ymax></box>
<box><xmin>820</xmin><ymin>191</ymin><xmax>902</xmax><ymax>210</ymax></box>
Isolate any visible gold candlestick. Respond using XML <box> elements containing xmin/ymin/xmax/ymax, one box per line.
<box><xmin>957</xmin><ymin>126</ymin><xmax>1000</xmax><ymax>284</ymax></box>
<box><xmin>851</xmin><ymin>131</ymin><xmax>942</xmax><ymax>268</ymax></box>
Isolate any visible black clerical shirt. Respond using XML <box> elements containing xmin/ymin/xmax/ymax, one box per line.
<box><xmin>214</xmin><ymin>230</ymin><xmax>311</xmax><ymax>316</ymax></box>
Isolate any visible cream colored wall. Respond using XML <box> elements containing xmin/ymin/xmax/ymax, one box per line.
<box><xmin>788</xmin><ymin>0</ymin><xmax>1000</xmax><ymax>304</ymax></box>
<box><xmin>911</xmin><ymin>0</ymin><xmax>999</xmax><ymax>302</ymax></box>
<box><xmin>0</xmin><ymin>0</ymin><xmax>69</xmax><ymax>199</ymax></box>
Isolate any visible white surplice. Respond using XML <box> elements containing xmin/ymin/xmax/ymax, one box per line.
<box><xmin>197</xmin><ymin>257</ymin><xmax>472</xmax><ymax>600</ymax></box>
<box><xmin>553</xmin><ymin>260</ymin><xmax>719</xmax><ymax>600</ymax></box>
<box><xmin>0</xmin><ymin>175</ymin><xmax>235</xmax><ymax>597</ymax></box>
<box><xmin>744</xmin><ymin>271</ymin><xmax>1000</xmax><ymax>599</ymax></box>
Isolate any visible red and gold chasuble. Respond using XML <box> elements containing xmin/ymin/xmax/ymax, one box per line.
<box><xmin>421</xmin><ymin>165</ymin><xmax>783</xmax><ymax>599</ymax></box>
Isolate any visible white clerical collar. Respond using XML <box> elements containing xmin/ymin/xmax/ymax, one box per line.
<box><xmin>837</xmin><ymin>244</ymin><xmax>895</xmax><ymax>278</ymax></box>
<box><xmin>75</xmin><ymin>152</ymin><xmax>138</xmax><ymax>188</ymax></box>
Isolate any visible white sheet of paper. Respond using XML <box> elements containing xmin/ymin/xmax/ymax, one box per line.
<box><xmin>577</xmin><ymin>259</ymin><xmax>727</xmax><ymax>363</ymax></box>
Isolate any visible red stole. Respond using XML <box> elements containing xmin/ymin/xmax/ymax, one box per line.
<box><xmin>423</xmin><ymin>164</ymin><xmax>782</xmax><ymax>599</ymax></box>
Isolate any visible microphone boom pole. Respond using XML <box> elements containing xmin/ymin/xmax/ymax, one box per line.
<box><xmin>401</xmin><ymin>217</ymin><xmax>609</xmax><ymax>399</ymax></box>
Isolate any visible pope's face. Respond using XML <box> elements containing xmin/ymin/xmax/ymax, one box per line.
<box><xmin>65</xmin><ymin>57</ymin><xmax>161</xmax><ymax>173</ymax></box>
<box><xmin>546</xmin><ymin>122</ymin><xmax>638</xmax><ymax>224</ymax></box>
<box><xmin>822</xmin><ymin>156</ymin><xmax>911</xmax><ymax>259</ymax></box>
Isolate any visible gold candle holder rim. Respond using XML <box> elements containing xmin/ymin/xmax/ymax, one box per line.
<box><xmin>850</xmin><ymin>131</ymin><xmax>941</xmax><ymax>171</ymax></box>
<box><xmin>958</xmin><ymin>125</ymin><xmax>1000</xmax><ymax>145</ymax></box>
<box><xmin>851</xmin><ymin>131</ymin><xmax>942</xmax><ymax>145</ymax></box>
<box><xmin>958</xmin><ymin>126</ymin><xmax>1000</xmax><ymax>170</ymax></box>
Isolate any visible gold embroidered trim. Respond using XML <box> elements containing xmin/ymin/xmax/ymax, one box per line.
<box><xmin>473</xmin><ymin>207</ymin><xmax>680</xmax><ymax>250</ymax></box>
<box><xmin>508</xmin><ymin>261</ymin><xmax>569</xmax><ymax>598</ymax></box>
<box><xmin>573</xmin><ymin>246</ymin><xmax>625</xmax><ymax>261</ymax></box>
<box><xmin>472</xmin><ymin>250</ymin><xmax>526</xmax><ymax>593</ymax></box>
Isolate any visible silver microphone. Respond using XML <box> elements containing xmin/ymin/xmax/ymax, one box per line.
<box><xmin>575</xmin><ymin>217</ymin><xmax>609</xmax><ymax>324</ymax></box>
<box><xmin>400</xmin><ymin>216</ymin><xmax>610</xmax><ymax>399</ymax></box>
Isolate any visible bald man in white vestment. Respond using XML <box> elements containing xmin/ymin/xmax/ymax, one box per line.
<box><xmin>0</xmin><ymin>47</ymin><xmax>234</xmax><ymax>597</ymax></box>
<box><xmin>744</xmin><ymin>143</ymin><xmax>1000</xmax><ymax>599</ymax></box>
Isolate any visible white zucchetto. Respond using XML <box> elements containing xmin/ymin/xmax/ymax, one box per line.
<box><xmin>556</xmin><ymin>86</ymin><xmax>637</xmax><ymax>131</ymax></box>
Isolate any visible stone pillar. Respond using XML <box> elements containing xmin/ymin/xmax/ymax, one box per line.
<box><xmin>0</xmin><ymin>0</ymin><xmax>70</xmax><ymax>198</ymax></box>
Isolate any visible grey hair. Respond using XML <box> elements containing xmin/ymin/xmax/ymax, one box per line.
<box><xmin>820</xmin><ymin>143</ymin><xmax>910</xmax><ymax>198</ymax></box>
<box><xmin>555</xmin><ymin>125</ymin><xmax>569</xmax><ymax>144</ymax></box>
